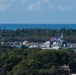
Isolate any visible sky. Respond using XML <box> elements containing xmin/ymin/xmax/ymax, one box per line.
<box><xmin>0</xmin><ymin>0</ymin><xmax>76</xmax><ymax>24</ymax></box>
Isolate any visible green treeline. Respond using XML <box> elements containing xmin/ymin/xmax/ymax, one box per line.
<box><xmin>0</xmin><ymin>46</ymin><xmax>76</xmax><ymax>75</ymax></box>
<box><xmin>1</xmin><ymin>28</ymin><xmax>76</xmax><ymax>42</ymax></box>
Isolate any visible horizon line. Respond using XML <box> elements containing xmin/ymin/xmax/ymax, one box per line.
<box><xmin>0</xmin><ymin>23</ymin><xmax>74</xmax><ymax>25</ymax></box>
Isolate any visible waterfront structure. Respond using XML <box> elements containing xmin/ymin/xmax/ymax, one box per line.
<box><xmin>22</xmin><ymin>41</ymin><xmax>28</xmax><ymax>45</ymax></box>
<box><xmin>41</xmin><ymin>35</ymin><xmax>73</xmax><ymax>50</ymax></box>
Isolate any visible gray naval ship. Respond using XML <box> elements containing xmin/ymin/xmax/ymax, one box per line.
<box><xmin>41</xmin><ymin>35</ymin><xmax>76</xmax><ymax>50</ymax></box>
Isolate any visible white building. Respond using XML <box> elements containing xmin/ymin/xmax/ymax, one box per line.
<box><xmin>22</xmin><ymin>41</ymin><xmax>28</xmax><ymax>45</ymax></box>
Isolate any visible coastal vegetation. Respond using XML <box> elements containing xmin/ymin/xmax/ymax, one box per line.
<box><xmin>1</xmin><ymin>28</ymin><xmax>76</xmax><ymax>42</ymax></box>
<box><xmin>0</xmin><ymin>28</ymin><xmax>76</xmax><ymax>75</ymax></box>
<box><xmin>0</xmin><ymin>46</ymin><xmax>76</xmax><ymax>75</ymax></box>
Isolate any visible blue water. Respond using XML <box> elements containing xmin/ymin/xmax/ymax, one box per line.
<box><xmin>0</xmin><ymin>24</ymin><xmax>76</xmax><ymax>30</ymax></box>
<box><xmin>10</xmin><ymin>45</ymin><xmax>21</xmax><ymax>48</ymax></box>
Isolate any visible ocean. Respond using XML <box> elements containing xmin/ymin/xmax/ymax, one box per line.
<box><xmin>0</xmin><ymin>24</ymin><xmax>76</xmax><ymax>30</ymax></box>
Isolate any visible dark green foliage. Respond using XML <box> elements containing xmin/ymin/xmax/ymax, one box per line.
<box><xmin>69</xmin><ymin>53</ymin><xmax>76</xmax><ymax>73</ymax></box>
<box><xmin>1</xmin><ymin>28</ymin><xmax>76</xmax><ymax>42</ymax></box>
<box><xmin>0</xmin><ymin>68</ymin><xmax>6</xmax><ymax>75</ymax></box>
<box><xmin>0</xmin><ymin>46</ymin><xmax>76</xmax><ymax>75</ymax></box>
<box><xmin>1</xmin><ymin>28</ymin><xmax>76</xmax><ymax>75</ymax></box>
<box><xmin>21</xmin><ymin>45</ymin><xmax>28</xmax><ymax>49</ymax></box>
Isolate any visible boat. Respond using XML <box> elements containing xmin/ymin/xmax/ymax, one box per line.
<box><xmin>41</xmin><ymin>35</ymin><xmax>76</xmax><ymax>50</ymax></box>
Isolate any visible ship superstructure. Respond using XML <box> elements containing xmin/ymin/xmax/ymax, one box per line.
<box><xmin>41</xmin><ymin>35</ymin><xmax>68</xmax><ymax>50</ymax></box>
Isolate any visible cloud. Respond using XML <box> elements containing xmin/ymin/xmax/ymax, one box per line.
<box><xmin>58</xmin><ymin>5</ymin><xmax>72</xmax><ymax>11</ymax></box>
<box><xmin>27</xmin><ymin>1</ymin><xmax>41</xmax><ymax>11</ymax></box>
<box><xmin>0</xmin><ymin>0</ymin><xmax>74</xmax><ymax>12</ymax></box>
<box><xmin>0</xmin><ymin>4</ymin><xmax>10</xmax><ymax>11</ymax></box>
<box><xmin>26</xmin><ymin>0</ymin><xmax>50</xmax><ymax>11</ymax></box>
<box><xmin>0</xmin><ymin>0</ymin><xmax>15</xmax><ymax>12</ymax></box>
<box><xmin>26</xmin><ymin>0</ymin><xmax>72</xmax><ymax>11</ymax></box>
